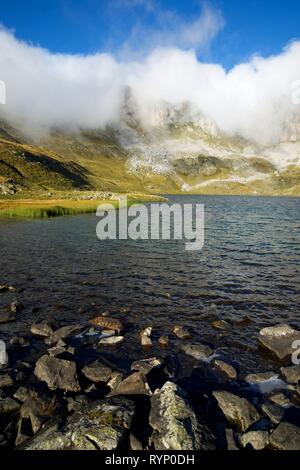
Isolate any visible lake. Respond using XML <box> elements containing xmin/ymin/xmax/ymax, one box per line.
<box><xmin>0</xmin><ymin>195</ymin><xmax>299</xmax><ymax>375</ymax></box>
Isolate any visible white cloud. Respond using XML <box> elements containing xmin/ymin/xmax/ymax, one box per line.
<box><xmin>0</xmin><ymin>27</ymin><xmax>300</xmax><ymax>145</ymax></box>
<box><xmin>120</xmin><ymin>3</ymin><xmax>224</xmax><ymax>56</ymax></box>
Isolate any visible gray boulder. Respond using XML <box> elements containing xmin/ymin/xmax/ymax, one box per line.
<box><xmin>261</xmin><ymin>402</ymin><xmax>284</xmax><ymax>425</ymax></box>
<box><xmin>45</xmin><ymin>324</ymin><xmax>84</xmax><ymax>344</ymax></box>
<box><xmin>82</xmin><ymin>360</ymin><xmax>112</xmax><ymax>383</ymax></box>
<box><xmin>213</xmin><ymin>390</ymin><xmax>260</xmax><ymax>432</ymax></box>
<box><xmin>213</xmin><ymin>360</ymin><xmax>237</xmax><ymax>380</ymax></box>
<box><xmin>34</xmin><ymin>355</ymin><xmax>80</xmax><ymax>392</ymax></box>
<box><xmin>149</xmin><ymin>381</ymin><xmax>215</xmax><ymax>450</ymax></box>
<box><xmin>280</xmin><ymin>365</ymin><xmax>300</xmax><ymax>384</ymax></box>
<box><xmin>270</xmin><ymin>422</ymin><xmax>300</xmax><ymax>450</ymax></box>
<box><xmin>109</xmin><ymin>372</ymin><xmax>152</xmax><ymax>396</ymax></box>
<box><xmin>31</xmin><ymin>320</ymin><xmax>58</xmax><ymax>337</ymax></box>
<box><xmin>259</xmin><ymin>324</ymin><xmax>300</xmax><ymax>361</ymax></box>
<box><xmin>240</xmin><ymin>430</ymin><xmax>269</xmax><ymax>450</ymax></box>
<box><xmin>25</xmin><ymin>397</ymin><xmax>135</xmax><ymax>450</ymax></box>
<box><xmin>131</xmin><ymin>357</ymin><xmax>163</xmax><ymax>375</ymax></box>
<box><xmin>0</xmin><ymin>396</ymin><xmax>20</xmax><ymax>415</ymax></box>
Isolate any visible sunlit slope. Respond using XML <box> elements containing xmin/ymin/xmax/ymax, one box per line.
<box><xmin>0</xmin><ymin>115</ymin><xmax>299</xmax><ymax>196</ymax></box>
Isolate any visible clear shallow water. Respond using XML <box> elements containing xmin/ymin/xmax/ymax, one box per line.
<box><xmin>0</xmin><ymin>195</ymin><xmax>299</xmax><ymax>375</ymax></box>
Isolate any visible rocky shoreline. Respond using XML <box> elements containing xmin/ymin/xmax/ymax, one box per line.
<box><xmin>0</xmin><ymin>286</ymin><xmax>300</xmax><ymax>451</ymax></box>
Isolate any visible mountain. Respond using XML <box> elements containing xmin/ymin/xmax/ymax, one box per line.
<box><xmin>0</xmin><ymin>94</ymin><xmax>300</xmax><ymax>197</ymax></box>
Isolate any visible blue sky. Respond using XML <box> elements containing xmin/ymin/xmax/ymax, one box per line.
<box><xmin>0</xmin><ymin>0</ymin><xmax>299</xmax><ymax>68</ymax></box>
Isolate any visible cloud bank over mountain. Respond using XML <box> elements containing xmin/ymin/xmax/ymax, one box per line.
<box><xmin>0</xmin><ymin>22</ymin><xmax>300</xmax><ymax>145</ymax></box>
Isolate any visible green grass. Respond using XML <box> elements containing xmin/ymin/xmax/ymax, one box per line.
<box><xmin>0</xmin><ymin>205</ymin><xmax>99</xmax><ymax>218</ymax></box>
<box><xmin>0</xmin><ymin>194</ymin><xmax>164</xmax><ymax>219</ymax></box>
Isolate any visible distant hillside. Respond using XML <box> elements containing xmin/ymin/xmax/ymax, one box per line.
<box><xmin>0</xmin><ymin>98</ymin><xmax>300</xmax><ymax>197</ymax></box>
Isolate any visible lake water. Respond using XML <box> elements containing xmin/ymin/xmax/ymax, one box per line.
<box><xmin>0</xmin><ymin>195</ymin><xmax>299</xmax><ymax>375</ymax></box>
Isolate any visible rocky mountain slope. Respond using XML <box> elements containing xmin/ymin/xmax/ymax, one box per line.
<box><xmin>0</xmin><ymin>97</ymin><xmax>300</xmax><ymax>196</ymax></box>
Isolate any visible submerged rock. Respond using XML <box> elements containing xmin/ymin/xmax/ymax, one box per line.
<box><xmin>98</xmin><ymin>336</ymin><xmax>124</xmax><ymax>346</ymax></box>
<box><xmin>149</xmin><ymin>382</ymin><xmax>215</xmax><ymax>450</ymax></box>
<box><xmin>140</xmin><ymin>327</ymin><xmax>152</xmax><ymax>347</ymax></box>
<box><xmin>10</xmin><ymin>300</ymin><xmax>23</xmax><ymax>314</ymax></box>
<box><xmin>213</xmin><ymin>391</ymin><xmax>260</xmax><ymax>432</ymax></box>
<box><xmin>270</xmin><ymin>422</ymin><xmax>300</xmax><ymax>450</ymax></box>
<box><xmin>245</xmin><ymin>371</ymin><xmax>278</xmax><ymax>383</ymax></box>
<box><xmin>213</xmin><ymin>359</ymin><xmax>237</xmax><ymax>380</ymax></box>
<box><xmin>25</xmin><ymin>397</ymin><xmax>135</xmax><ymax>450</ymax></box>
<box><xmin>259</xmin><ymin>324</ymin><xmax>300</xmax><ymax>361</ymax></box>
<box><xmin>211</xmin><ymin>320</ymin><xmax>231</xmax><ymax>331</ymax></box>
<box><xmin>240</xmin><ymin>430</ymin><xmax>269</xmax><ymax>450</ymax></box>
<box><xmin>158</xmin><ymin>335</ymin><xmax>169</xmax><ymax>347</ymax></box>
<box><xmin>180</xmin><ymin>342</ymin><xmax>213</xmax><ymax>361</ymax></box>
<box><xmin>131</xmin><ymin>357</ymin><xmax>163</xmax><ymax>375</ymax></box>
<box><xmin>82</xmin><ymin>360</ymin><xmax>112</xmax><ymax>383</ymax></box>
<box><xmin>109</xmin><ymin>372</ymin><xmax>152</xmax><ymax>396</ymax></box>
<box><xmin>0</xmin><ymin>285</ymin><xmax>15</xmax><ymax>293</ymax></box>
<box><xmin>89</xmin><ymin>316</ymin><xmax>123</xmax><ymax>333</ymax></box>
<box><xmin>280</xmin><ymin>365</ymin><xmax>300</xmax><ymax>384</ymax></box>
<box><xmin>34</xmin><ymin>355</ymin><xmax>80</xmax><ymax>392</ymax></box>
<box><xmin>173</xmin><ymin>326</ymin><xmax>191</xmax><ymax>340</ymax></box>
<box><xmin>0</xmin><ymin>310</ymin><xmax>15</xmax><ymax>324</ymax></box>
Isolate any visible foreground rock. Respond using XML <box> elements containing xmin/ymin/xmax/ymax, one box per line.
<box><xmin>45</xmin><ymin>325</ymin><xmax>84</xmax><ymax>344</ymax></box>
<box><xmin>240</xmin><ymin>431</ymin><xmax>269</xmax><ymax>450</ymax></box>
<box><xmin>24</xmin><ymin>397</ymin><xmax>135</xmax><ymax>450</ymax></box>
<box><xmin>0</xmin><ymin>373</ymin><xmax>14</xmax><ymax>388</ymax></box>
<box><xmin>270</xmin><ymin>422</ymin><xmax>300</xmax><ymax>450</ymax></box>
<box><xmin>261</xmin><ymin>402</ymin><xmax>284</xmax><ymax>425</ymax></box>
<box><xmin>31</xmin><ymin>320</ymin><xmax>58</xmax><ymax>338</ymax></box>
<box><xmin>149</xmin><ymin>382</ymin><xmax>215</xmax><ymax>450</ymax></box>
<box><xmin>16</xmin><ymin>394</ymin><xmax>58</xmax><ymax>445</ymax></box>
<box><xmin>34</xmin><ymin>355</ymin><xmax>80</xmax><ymax>392</ymax></box>
<box><xmin>213</xmin><ymin>391</ymin><xmax>260</xmax><ymax>432</ymax></box>
<box><xmin>180</xmin><ymin>342</ymin><xmax>213</xmax><ymax>361</ymax></box>
<box><xmin>82</xmin><ymin>360</ymin><xmax>112</xmax><ymax>383</ymax></box>
<box><xmin>109</xmin><ymin>372</ymin><xmax>152</xmax><ymax>396</ymax></box>
<box><xmin>131</xmin><ymin>358</ymin><xmax>163</xmax><ymax>375</ymax></box>
<box><xmin>213</xmin><ymin>360</ymin><xmax>237</xmax><ymax>380</ymax></box>
<box><xmin>259</xmin><ymin>324</ymin><xmax>300</xmax><ymax>361</ymax></box>
<box><xmin>280</xmin><ymin>365</ymin><xmax>300</xmax><ymax>384</ymax></box>
<box><xmin>0</xmin><ymin>396</ymin><xmax>20</xmax><ymax>415</ymax></box>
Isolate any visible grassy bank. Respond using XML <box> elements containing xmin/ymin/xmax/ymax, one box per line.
<box><xmin>0</xmin><ymin>193</ymin><xmax>167</xmax><ymax>218</ymax></box>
